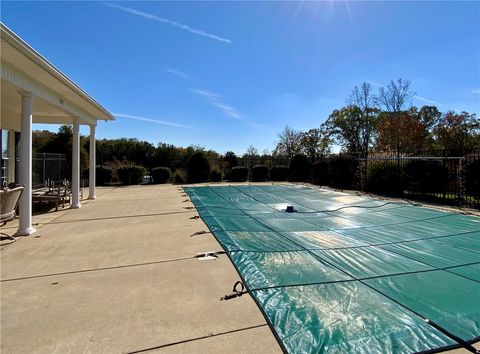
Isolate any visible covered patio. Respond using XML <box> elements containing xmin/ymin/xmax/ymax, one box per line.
<box><xmin>1</xmin><ymin>23</ymin><xmax>114</xmax><ymax>236</ymax></box>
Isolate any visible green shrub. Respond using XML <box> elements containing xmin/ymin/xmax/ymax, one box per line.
<box><xmin>270</xmin><ymin>165</ymin><xmax>288</xmax><ymax>181</ymax></box>
<box><xmin>289</xmin><ymin>154</ymin><xmax>312</xmax><ymax>182</ymax></box>
<box><xmin>366</xmin><ymin>161</ymin><xmax>404</xmax><ymax>195</ymax></box>
<box><xmin>81</xmin><ymin>165</ymin><xmax>113</xmax><ymax>186</ymax></box>
<box><xmin>173</xmin><ymin>170</ymin><xmax>186</xmax><ymax>184</ymax></box>
<box><xmin>252</xmin><ymin>165</ymin><xmax>269</xmax><ymax>182</ymax></box>
<box><xmin>463</xmin><ymin>158</ymin><xmax>480</xmax><ymax>198</ymax></box>
<box><xmin>404</xmin><ymin>160</ymin><xmax>448</xmax><ymax>194</ymax></box>
<box><xmin>327</xmin><ymin>155</ymin><xmax>358</xmax><ymax>189</ymax></box>
<box><xmin>187</xmin><ymin>152</ymin><xmax>211</xmax><ymax>183</ymax></box>
<box><xmin>210</xmin><ymin>168</ymin><xmax>222</xmax><ymax>182</ymax></box>
<box><xmin>151</xmin><ymin>167</ymin><xmax>171</xmax><ymax>184</ymax></box>
<box><xmin>230</xmin><ymin>166</ymin><xmax>248</xmax><ymax>182</ymax></box>
<box><xmin>312</xmin><ymin>160</ymin><xmax>328</xmax><ymax>185</ymax></box>
<box><xmin>117</xmin><ymin>165</ymin><xmax>146</xmax><ymax>185</ymax></box>
<box><xmin>96</xmin><ymin>165</ymin><xmax>113</xmax><ymax>185</ymax></box>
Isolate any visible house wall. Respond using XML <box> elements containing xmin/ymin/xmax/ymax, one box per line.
<box><xmin>0</xmin><ymin>128</ymin><xmax>18</xmax><ymax>186</ymax></box>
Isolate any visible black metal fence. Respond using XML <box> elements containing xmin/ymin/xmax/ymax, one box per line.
<box><xmin>33</xmin><ymin>153</ymin><xmax>67</xmax><ymax>186</ymax></box>
<box><xmin>358</xmin><ymin>149</ymin><xmax>480</xmax><ymax>209</ymax></box>
<box><xmin>227</xmin><ymin>149</ymin><xmax>480</xmax><ymax>209</ymax></box>
<box><xmin>237</xmin><ymin>155</ymin><xmax>289</xmax><ymax>169</ymax></box>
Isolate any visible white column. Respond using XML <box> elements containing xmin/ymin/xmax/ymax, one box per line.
<box><xmin>71</xmin><ymin>118</ymin><xmax>81</xmax><ymax>208</ymax></box>
<box><xmin>88</xmin><ymin>125</ymin><xmax>96</xmax><ymax>200</ymax></box>
<box><xmin>16</xmin><ymin>92</ymin><xmax>36</xmax><ymax>236</ymax></box>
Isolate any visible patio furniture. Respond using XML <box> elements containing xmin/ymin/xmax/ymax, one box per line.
<box><xmin>32</xmin><ymin>179</ymin><xmax>71</xmax><ymax>211</ymax></box>
<box><xmin>0</xmin><ymin>185</ymin><xmax>24</xmax><ymax>241</ymax></box>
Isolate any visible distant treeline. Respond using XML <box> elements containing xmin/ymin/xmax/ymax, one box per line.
<box><xmin>274</xmin><ymin>79</ymin><xmax>479</xmax><ymax>161</ymax></box>
<box><xmin>33</xmin><ymin>79</ymin><xmax>479</xmax><ymax>182</ymax></box>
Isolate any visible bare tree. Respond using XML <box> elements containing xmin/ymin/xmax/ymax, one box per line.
<box><xmin>244</xmin><ymin>145</ymin><xmax>259</xmax><ymax>171</ymax></box>
<box><xmin>275</xmin><ymin>126</ymin><xmax>302</xmax><ymax>159</ymax></box>
<box><xmin>347</xmin><ymin>82</ymin><xmax>379</xmax><ymax>157</ymax></box>
<box><xmin>375</xmin><ymin>79</ymin><xmax>416</xmax><ymax>153</ymax></box>
<box><xmin>246</xmin><ymin>145</ymin><xmax>259</xmax><ymax>157</ymax></box>
<box><xmin>376</xmin><ymin>79</ymin><xmax>415</xmax><ymax>113</ymax></box>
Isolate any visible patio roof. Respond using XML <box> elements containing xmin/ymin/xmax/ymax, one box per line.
<box><xmin>1</xmin><ymin>22</ymin><xmax>114</xmax><ymax>131</ymax></box>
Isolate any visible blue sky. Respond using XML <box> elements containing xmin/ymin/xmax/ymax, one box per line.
<box><xmin>2</xmin><ymin>1</ymin><xmax>479</xmax><ymax>154</ymax></box>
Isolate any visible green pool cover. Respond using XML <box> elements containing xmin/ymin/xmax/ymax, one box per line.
<box><xmin>184</xmin><ymin>185</ymin><xmax>480</xmax><ymax>353</ymax></box>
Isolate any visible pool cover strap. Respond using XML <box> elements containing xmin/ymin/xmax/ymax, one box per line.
<box><xmin>220</xmin><ymin>281</ymin><xmax>247</xmax><ymax>301</ymax></box>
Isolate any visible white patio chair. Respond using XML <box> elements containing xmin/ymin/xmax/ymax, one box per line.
<box><xmin>0</xmin><ymin>185</ymin><xmax>25</xmax><ymax>241</ymax></box>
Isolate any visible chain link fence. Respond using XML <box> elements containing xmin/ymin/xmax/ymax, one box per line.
<box><xmin>32</xmin><ymin>153</ymin><xmax>67</xmax><ymax>186</ymax></box>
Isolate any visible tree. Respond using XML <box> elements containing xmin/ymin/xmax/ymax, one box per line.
<box><xmin>418</xmin><ymin>105</ymin><xmax>441</xmax><ymax>131</ymax></box>
<box><xmin>32</xmin><ymin>130</ymin><xmax>56</xmax><ymax>154</ymax></box>
<box><xmin>433</xmin><ymin>111</ymin><xmax>480</xmax><ymax>151</ymax></box>
<box><xmin>223</xmin><ymin>151</ymin><xmax>238</xmax><ymax>169</ymax></box>
<box><xmin>347</xmin><ymin>82</ymin><xmax>380</xmax><ymax>157</ymax></box>
<box><xmin>244</xmin><ymin>145</ymin><xmax>259</xmax><ymax>171</ymax></box>
<box><xmin>245</xmin><ymin>145</ymin><xmax>259</xmax><ymax>157</ymax></box>
<box><xmin>376</xmin><ymin>110</ymin><xmax>429</xmax><ymax>150</ymax></box>
<box><xmin>299</xmin><ymin>128</ymin><xmax>331</xmax><ymax>162</ymax></box>
<box><xmin>376</xmin><ymin>79</ymin><xmax>415</xmax><ymax>113</ymax></box>
<box><xmin>324</xmin><ymin>106</ymin><xmax>372</xmax><ymax>154</ymax></box>
<box><xmin>43</xmin><ymin>125</ymin><xmax>88</xmax><ymax>178</ymax></box>
<box><xmin>275</xmin><ymin>126</ymin><xmax>302</xmax><ymax>159</ymax></box>
<box><xmin>375</xmin><ymin>79</ymin><xmax>416</xmax><ymax>152</ymax></box>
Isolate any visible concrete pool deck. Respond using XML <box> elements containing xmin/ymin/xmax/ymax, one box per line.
<box><xmin>1</xmin><ymin>184</ymin><xmax>280</xmax><ymax>353</ymax></box>
<box><xmin>1</xmin><ymin>183</ymin><xmax>477</xmax><ymax>353</ymax></box>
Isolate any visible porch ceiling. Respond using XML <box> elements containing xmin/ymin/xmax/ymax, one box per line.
<box><xmin>1</xmin><ymin>79</ymin><xmax>79</xmax><ymax>131</ymax></box>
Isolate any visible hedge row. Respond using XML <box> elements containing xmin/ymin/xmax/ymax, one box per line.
<box><xmin>117</xmin><ymin>165</ymin><xmax>146</xmax><ymax>185</ymax></box>
<box><xmin>81</xmin><ymin>165</ymin><xmax>113</xmax><ymax>186</ymax></box>
<box><xmin>364</xmin><ymin>160</ymin><xmax>450</xmax><ymax>196</ymax></box>
<box><xmin>462</xmin><ymin>159</ymin><xmax>480</xmax><ymax>198</ymax></box>
<box><xmin>312</xmin><ymin>156</ymin><xmax>359</xmax><ymax>189</ymax></box>
<box><xmin>151</xmin><ymin>167</ymin><xmax>171</xmax><ymax>184</ymax></box>
<box><xmin>252</xmin><ymin>165</ymin><xmax>269</xmax><ymax>182</ymax></box>
<box><xmin>86</xmin><ymin>154</ymin><xmax>480</xmax><ymax>200</ymax></box>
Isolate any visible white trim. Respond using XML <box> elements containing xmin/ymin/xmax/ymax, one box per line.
<box><xmin>1</xmin><ymin>61</ymin><xmax>97</xmax><ymax>126</ymax></box>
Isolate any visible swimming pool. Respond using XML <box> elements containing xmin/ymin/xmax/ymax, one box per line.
<box><xmin>185</xmin><ymin>184</ymin><xmax>480</xmax><ymax>353</ymax></box>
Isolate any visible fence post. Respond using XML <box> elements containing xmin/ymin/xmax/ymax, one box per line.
<box><xmin>396</xmin><ymin>148</ymin><xmax>401</xmax><ymax>197</ymax></box>
<box><xmin>363</xmin><ymin>155</ymin><xmax>368</xmax><ymax>192</ymax></box>
<box><xmin>42</xmin><ymin>152</ymin><xmax>46</xmax><ymax>184</ymax></box>
<box><xmin>442</xmin><ymin>149</ymin><xmax>447</xmax><ymax>200</ymax></box>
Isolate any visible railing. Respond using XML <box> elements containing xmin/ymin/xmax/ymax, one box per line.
<box><xmin>237</xmin><ymin>156</ymin><xmax>290</xmax><ymax>169</ymax></box>
<box><xmin>358</xmin><ymin>149</ymin><xmax>480</xmax><ymax>209</ymax></box>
